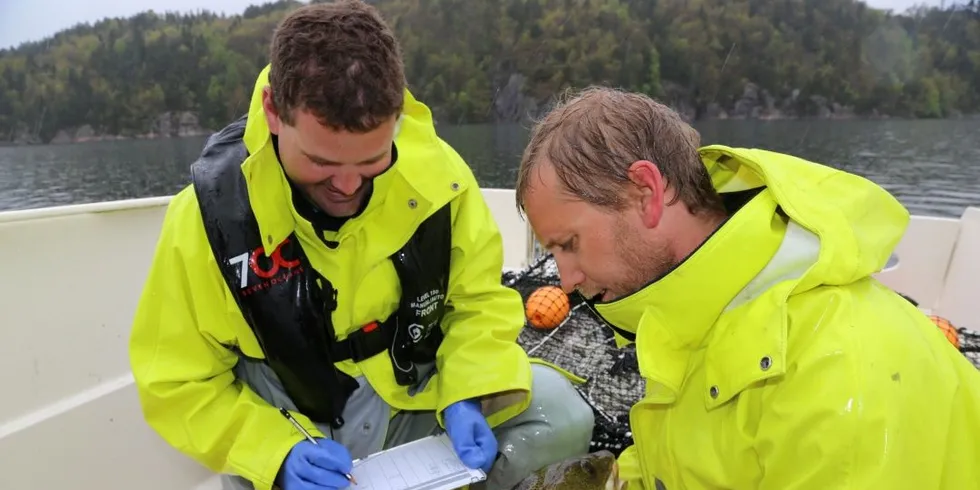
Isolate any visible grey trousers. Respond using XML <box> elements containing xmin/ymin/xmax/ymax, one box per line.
<box><xmin>221</xmin><ymin>359</ymin><xmax>595</xmax><ymax>490</ymax></box>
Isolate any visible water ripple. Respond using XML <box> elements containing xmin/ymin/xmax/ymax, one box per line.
<box><xmin>1</xmin><ymin>119</ymin><xmax>979</xmax><ymax>219</ymax></box>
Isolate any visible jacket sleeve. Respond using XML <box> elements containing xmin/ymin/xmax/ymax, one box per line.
<box><xmin>617</xmin><ymin>445</ymin><xmax>646</xmax><ymax>490</ymax></box>
<box><xmin>754</xmin><ymin>305</ymin><xmax>905</xmax><ymax>490</ymax></box>
<box><xmin>433</xmin><ymin>141</ymin><xmax>533</xmax><ymax>427</ymax></box>
<box><xmin>128</xmin><ymin>192</ymin><xmax>322</xmax><ymax>490</ymax></box>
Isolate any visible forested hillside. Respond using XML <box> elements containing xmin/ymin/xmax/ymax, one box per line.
<box><xmin>1</xmin><ymin>0</ymin><xmax>979</xmax><ymax>144</ymax></box>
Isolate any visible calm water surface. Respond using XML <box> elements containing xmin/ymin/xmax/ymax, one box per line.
<box><xmin>1</xmin><ymin>119</ymin><xmax>978</xmax><ymax>217</ymax></box>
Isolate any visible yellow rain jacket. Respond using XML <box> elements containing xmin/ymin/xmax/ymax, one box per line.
<box><xmin>129</xmin><ymin>67</ymin><xmax>532</xmax><ymax>489</ymax></box>
<box><xmin>600</xmin><ymin>146</ymin><xmax>980</xmax><ymax>489</ymax></box>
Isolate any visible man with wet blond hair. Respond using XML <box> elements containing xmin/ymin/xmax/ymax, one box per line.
<box><xmin>516</xmin><ymin>86</ymin><xmax>980</xmax><ymax>489</ymax></box>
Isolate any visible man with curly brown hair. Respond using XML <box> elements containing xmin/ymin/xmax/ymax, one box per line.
<box><xmin>128</xmin><ymin>2</ymin><xmax>594</xmax><ymax>490</ymax></box>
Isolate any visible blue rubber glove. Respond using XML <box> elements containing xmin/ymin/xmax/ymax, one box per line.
<box><xmin>278</xmin><ymin>438</ymin><xmax>353</xmax><ymax>490</ymax></box>
<box><xmin>443</xmin><ymin>399</ymin><xmax>497</xmax><ymax>473</ymax></box>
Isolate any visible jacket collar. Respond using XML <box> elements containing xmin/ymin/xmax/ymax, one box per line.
<box><xmin>238</xmin><ymin>65</ymin><xmax>456</xmax><ymax>254</ymax></box>
<box><xmin>594</xmin><ymin>188</ymin><xmax>787</xmax><ymax>402</ymax></box>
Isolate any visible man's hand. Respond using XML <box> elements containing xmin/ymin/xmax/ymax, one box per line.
<box><xmin>278</xmin><ymin>438</ymin><xmax>353</xmax><ymax>490</ymax></box>
<box><xmin>443</xmin><ymin>399</ymin><xmax>498</xmax><ymax>473</ymax></box>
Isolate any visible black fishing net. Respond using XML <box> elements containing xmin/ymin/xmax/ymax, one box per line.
<box><xmin>957</xmin><ymin>325</ymin><xmax>980</xmax><ymax>369</ymax></box>
<box><xmin>501</xmin><ymin>253</ymin><xmax>980</xmax><ymax>457</ymax></box>
<box><xmin>502</xmin><ymin>253</ymin><xmax>641</xmax><ymax>457</ymax></box>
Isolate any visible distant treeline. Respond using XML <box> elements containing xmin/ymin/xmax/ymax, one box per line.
<box><xmin>1</xmin><ymin>0</ymin><xmax>979</xmax><ymax>144</ymax></box>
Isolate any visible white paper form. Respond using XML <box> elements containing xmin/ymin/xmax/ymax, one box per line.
<box><xmin>350</xmin><ymin>433</ymin><xmax>486</xmax><ymax>490</ymax></box>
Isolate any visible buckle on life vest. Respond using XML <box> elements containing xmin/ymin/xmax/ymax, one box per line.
<box><xmin>331</xmin><ymin>319</ymin><xmax>392</xmax><ymax>363</ymax></box>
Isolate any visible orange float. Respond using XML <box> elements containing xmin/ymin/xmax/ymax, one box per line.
<box><xmin>929</xmin><ymin>315</ymin><xmax>960</xmax><ymax>349</ymax></box>
<box><xmin>525</xmin><ymin>285</ymin><xmax>571</xmax><ymax>329</ymax></box>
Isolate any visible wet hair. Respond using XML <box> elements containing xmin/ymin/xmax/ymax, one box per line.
<box><xmin>268</xmin><ymin>0</ymin><xmax>405</xmax><ymax>132</ymax></box>
<box><xmin>516</xmin><ymin>86</ymin><xmax>724</xmax><ymax>217</ymax></box>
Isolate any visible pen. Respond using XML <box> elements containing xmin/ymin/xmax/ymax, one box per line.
<box><xmin>278</xmin><ymin>407</ymin><xmax>357</xmax><ymax>485</ymax></box>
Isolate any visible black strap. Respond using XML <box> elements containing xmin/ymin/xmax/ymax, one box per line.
<box><xmin>190</xmin><ymin>118</ymin><xmax>359</xmax><ymax>427</ymax></box>
<box><xmin>330</xmin><ymin>319</ymin><xmax>397</xmax><ymax>362</ymax></box>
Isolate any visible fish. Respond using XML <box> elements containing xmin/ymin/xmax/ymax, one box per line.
<box><xmin>513</xmin><ymin>450</ymin><xmax>626</xmax><ymax>490</ymax></box>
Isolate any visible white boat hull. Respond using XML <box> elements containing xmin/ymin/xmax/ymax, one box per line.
<box><xmin>0</xmin><ymin>189</ymin><xmax>976</xmax><ymax>489</ymax></box>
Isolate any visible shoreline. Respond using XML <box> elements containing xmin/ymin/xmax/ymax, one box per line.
<box><xmin>3</xmin><ymin>113</ymin><xmax>977</xmax><ymax>148</ymax></box>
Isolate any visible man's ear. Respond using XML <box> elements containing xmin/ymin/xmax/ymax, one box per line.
<box><xmin>262</xmin><ymin>86</ymin><xmax>281</xmax><ymax>134</ymax></box>
<box><xmin>627</xmin><ymin>160</ymin><xmax>665</xmax><ymax>229</ymax></box>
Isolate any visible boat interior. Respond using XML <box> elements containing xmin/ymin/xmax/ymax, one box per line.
<box><xmin>0</xmin><ymin>189</ymin><xmax>977</xmax><ymax>489</ymax></box>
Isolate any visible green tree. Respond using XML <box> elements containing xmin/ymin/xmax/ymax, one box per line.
<box><xmin>0</xmin><ymin>0</ymin><xmax>978</xmax><ymax>143</ymax></box>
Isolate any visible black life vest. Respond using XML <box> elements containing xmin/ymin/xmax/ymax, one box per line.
<box><xmin>189</xmin><ymin>117</ymin><xmax>452</xmax><ymax>429</ymax></box>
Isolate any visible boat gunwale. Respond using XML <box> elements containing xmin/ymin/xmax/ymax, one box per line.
<box><xmin>0</xmin><ymin>196</ymin><xmax>174</xmax><ymax>224</ymax></box>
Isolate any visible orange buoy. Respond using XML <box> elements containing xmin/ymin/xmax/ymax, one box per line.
<box><xmin>929</xmin><ymin>315</ymin><xmax>960</xmax><ymax>349</ymax></box>
<box><xmin>525</xmin><ymin>285</ymin><xmax>570</xmax><ymax>330</ymax></box>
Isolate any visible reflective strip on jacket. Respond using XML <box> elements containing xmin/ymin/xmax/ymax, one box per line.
<box><xmin>128</xmin><ymin>66</ymin><xmax>533</xmax><ymax>489</ymax></box>
<box><xmin>597</xmin><ymin>146</ymin><xmax>980</xmax><ymax>489</ymax></box>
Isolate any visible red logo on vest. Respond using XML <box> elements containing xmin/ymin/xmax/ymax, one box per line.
<box><xmin>228</xmin><ymin>237</ymin><xmax>303</xmax><ymax>296</ymax></box>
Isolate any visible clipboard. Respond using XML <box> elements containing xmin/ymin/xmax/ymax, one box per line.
<box><xmin>350</xmin><ymin>433</ymin><xmax>486</xmax><ymax>490</ymax></box>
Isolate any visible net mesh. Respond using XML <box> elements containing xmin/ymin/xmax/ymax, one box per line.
<box><xmin>502</xmin><ymin>253</ymin><xmax>980</xmax><ymax>456</ymax></box>
<box><xmin>957</xmin><ymin>324</ymin><xmax>980</xmax><ymax>368</ymax></box>
<box><xmin>503</xmin><ymin>254</ymin><xmax>641</xmax><ymax>457</ymax></box>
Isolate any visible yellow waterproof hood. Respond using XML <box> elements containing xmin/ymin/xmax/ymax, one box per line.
<box><xmin>700</xmin><ymin>145</ymin><xmax>908</xmax><ymax>293</ymax></box>
<box><xmin>595</xmin><ymin>145</ymin><xmax>910</xmax><ymax>339</ymax></box>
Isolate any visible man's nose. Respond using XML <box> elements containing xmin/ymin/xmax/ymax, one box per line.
<box><xmin>556</xmin><ymin>260</ymin><xmax>584</xmax><ymax>295</ymax></box>
<box><xmin>331</xmin><ymin>173</ymin><xmax>363</xmax><ymax>195</ymax></box>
